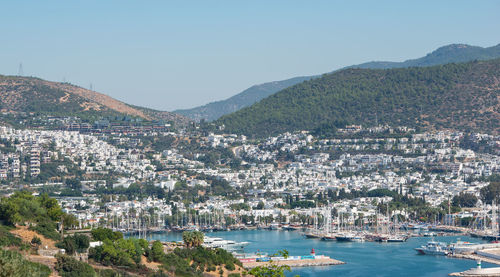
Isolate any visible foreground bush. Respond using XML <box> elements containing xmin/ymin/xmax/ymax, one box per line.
<box><xmin>55</xmin><ymin>254</ymin><xmax>95</xmax><ymax>277</ymax></box>
<box><xmin>0</xmin><ymin>248</ymin><xmax>51</xmax><ymax>277</ymax></box>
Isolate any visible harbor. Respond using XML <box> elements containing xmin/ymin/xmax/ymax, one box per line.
<box><xmin>135</xmin><ymin>229</ymin><xmax>500</xmax><ymax>276</ymax></box>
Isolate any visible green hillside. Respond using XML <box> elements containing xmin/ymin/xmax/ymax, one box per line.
<box><xmin>217</xmin><ymin>59</ymin><xmax>500</xmax><ymax>137</ymax></box>
<box><xmin>177</xmin><ymin>43</ymin><xmax>500</xmax><ymax>122</ymax></box>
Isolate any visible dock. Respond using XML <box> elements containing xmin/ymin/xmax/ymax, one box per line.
<box><xmin>450</xmin><ymin>267</ymin><xmax>500</xmax><ymax>276</ymax></box>
<box><xmin>241</xmin><ymin>256</ymin><xmax>344</xmax><ymax>269</ymax></box>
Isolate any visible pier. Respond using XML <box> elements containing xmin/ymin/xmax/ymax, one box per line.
<box><xmin>241</xmin><ymin>256</ymin><xmax>345</xmax><ymax>269</ymax></box>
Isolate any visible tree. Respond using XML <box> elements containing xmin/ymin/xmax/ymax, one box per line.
<box><xmin>55</xmin><ymin>254</ymin><xmax>95</xmax><ymax>277</ymax></box>
<box><xmin>182</xmin><ymin>231</ymin><xmax>204</xmax><ymax>248</ymax></box>
<box><xmin>182</xmin><ymin>231</ymin><xmax>193</xmax><ymax>248</ymax></box>
<box><xmin>58</xmin><ymin>237</ymin><xmax>76</xmax><ymax>255</ymax></box>
<box><xmin>91</xmin><ymin>227</ymin><xmax>122</xmax><ymax>241</ymax></box>
<box><xmin>452</xmin><ymin>193</ymin><xmax>478</xmax><ymax>208</ymax></box>
<box><xmin>151</xmin><ymin>240</ymin><xmax>164</xmax><ymax>262</ymax></box>
<box><xmin>480</xmin><ymin>182</ymin><xmax>500</xmax><ymax>204</ymax></box>
<box><xmin>256</xmin><ymin>201</ymin><xmax>265</xmax><ymax>210</ymax></box>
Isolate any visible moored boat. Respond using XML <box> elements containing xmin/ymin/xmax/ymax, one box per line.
<box><xmin>414</xmin><ymin>240</ymin><xmax>449</xmax><ymax>255</ymax></box>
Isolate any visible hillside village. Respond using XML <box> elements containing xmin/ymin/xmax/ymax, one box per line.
<box><xmin>1</xmin><ymin>121</ymin><xmax>499</xmax><ymax>233</ymax></box>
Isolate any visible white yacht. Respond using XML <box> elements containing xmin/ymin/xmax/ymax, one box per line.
<box><xmin>202</xmin><ymin>237</ymin><xmax>249</xmax><ymax>251</ymax></box>
<box><xmin>415</xmin><ymin>240</ymin><xmax>449</xmax><ymax>255</ymax></box>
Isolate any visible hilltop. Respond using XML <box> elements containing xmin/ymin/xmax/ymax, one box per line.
<box><xmin>217</xmin><ymin>59</ymin><xmax>500</xmax><ymax>137</ymax></box>
<box><xmin>0</xmin><ymin>75</ymin><xmax>190</xmax><ymax>126</ymax></box>
<box><xmin>176</xmin><ymin>43</ymin><xmax>500</xmax><ymax>121</ymax></box>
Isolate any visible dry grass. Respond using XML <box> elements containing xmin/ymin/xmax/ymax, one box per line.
<box><xmin>10</xmin><ymin>225</ymin><xmax>58</xmax><ymax>250</ymax></box>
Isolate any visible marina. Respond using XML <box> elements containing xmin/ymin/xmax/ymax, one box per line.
<box><xmin>135</xmin><ymin>229</ymin><xmax>500</xmax><ymax>276</ymax></box>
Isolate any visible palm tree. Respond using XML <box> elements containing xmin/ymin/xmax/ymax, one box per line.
<box><xmin>182</xmin><ymin>231</ymin><xmax>194</xmax><ymax>248</ymax></box>
<box><xmin>192</xmin><ymin>231</ymin><xmax>204</xmax><ymax>247</ymax></box>
<box><xmin>182</xmin><ymin>231</ymin><xmax>204</xmax><ymax>248</ymax></box>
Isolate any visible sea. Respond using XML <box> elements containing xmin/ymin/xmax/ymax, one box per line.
<box><xmin>134</xmin><ymin>230</ymin><xmax>494</xmax><ymax>277</ymax></box>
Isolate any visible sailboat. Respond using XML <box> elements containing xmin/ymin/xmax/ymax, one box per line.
<box><xmin>304</xmin><ymin>211</ymin><xmax>322</xmax><ymax>238</ymax></box>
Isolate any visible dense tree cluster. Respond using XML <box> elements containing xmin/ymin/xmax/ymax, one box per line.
<box><xmin>0</xmin><ymin>192</ymin><xmax>77</xmax><ymax>241</ymax></box>
<box><xmin>218</xmin><ymin>59</ymin><xmax>500</xmax><ymax>137</ymax></box>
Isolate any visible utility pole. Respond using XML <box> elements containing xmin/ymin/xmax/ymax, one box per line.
<box><xmin>18</xmin><ymin>63</ymin><xmax>23</xmax><ymax>76</ymax></box>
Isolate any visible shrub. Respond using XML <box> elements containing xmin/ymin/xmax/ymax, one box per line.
<box><xmin>0</xmin><ymin>224</ymin><xmax>24</xmax><ymax>247</ymax></box>
<box><xmin>55</xmin><ymin>254</ymin><xmax>95</xmax><ymax>277</ymax></box>
<box><xmin>0</xmin><ymin>248</ymin><xmax>51</xmax><ymax>277</ymax></box>
<box><xmin>29</xmin><ymin>220</ymin><xmax>61</xmax><ymax>241</ymax></box>
<box><xmin>31</xmin><ymin>236</ymin><xmax>42</xmax><ymax>246</ymax></box>
<box><xmin>225</xmin><ymin>261</ymin><xmax>235</xmax><ymax>271</ymax></box>
<box><xmin>91</xmin><ymin>227</ymin><xmax>123</xmax><ymax>241</ymax></box>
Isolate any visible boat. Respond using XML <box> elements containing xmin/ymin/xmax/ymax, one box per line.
<box><xmin>282</xmin><ymin>224</ymin><xmax>301</xmax><ymax>231</ymax></box>
<box><xmin>321</xmin><ymin>233</ymin><xmax>337</xmax><ymax>241</ymax></box>
<box><xmin>422</xmin><ymin>231</ymin><xmax>436</xmax><ymax>237</ymax></box>
<box><xmin>414</xmin><ymin>239</ymin><xmax>449</xmax><ymax>255</ymax></box>
<box><xmin>387</xmin><ymin>235</ymin><xmax>408</xmax><ymax>242</ymax></box>
<box><xmin>335</xmin><ymin>232</ymin><xmax>365</xmax><ymax>242</ymax></box>
<box><xmin>202</xmin><ymin>237</ymin><xmax>250</xmax><ymax>251</ymax></box>
<box><xmin>304</xmin><ymin>229</ymin><xmax>322</xmax><ymax>239</ymax></box>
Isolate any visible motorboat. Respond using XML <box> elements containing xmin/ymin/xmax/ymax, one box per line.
<box><xmin>202</xmin><ymin>237</ymin><xmax>249</xmax><ymax>251</ymax></box>
<box><xmin>415</xmin><ymin>240</ymin><xmax>449</xmax><ymax>255</ymax></box>
<box><xmin>387</xmin><ymin>235</ymin><xmax>408</xmax><ymax>242</ymax></box>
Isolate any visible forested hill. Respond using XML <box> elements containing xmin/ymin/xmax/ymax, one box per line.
<box><xmin>176</xmin><ymin>43</ymin><xmax>500</xmax><ymax>122</ymax></box>
<box><xmin>175</xmin><ymin>76</ymin><xmax>313</xmax><ymax>121</ymax></box>
<box><xmin>216</xmin><ymin>59</ymin><xmax>500</xmax><ymax>137</ymax></box>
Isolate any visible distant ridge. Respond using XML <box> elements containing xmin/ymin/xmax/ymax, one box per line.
<box><xmin>217</xmin><ymin>59</ymin><xmax>500</xmax><ymax>137</ymax></box>
<box><xmin>175</xmin><ymin>43</ymin><xmax>500</xmax><ymax>121</ymax></box>
<box><xmin>0</xmin><ymin>75</ymin><xmax>191</xmax><ymax>126</ymax></box>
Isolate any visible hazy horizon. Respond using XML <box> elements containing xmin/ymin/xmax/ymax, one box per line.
<box><xmin>1</xmin><ymin>0</ymin><xmax>499</xmax><ymax>111</ymax></box>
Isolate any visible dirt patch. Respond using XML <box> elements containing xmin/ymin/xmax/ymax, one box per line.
<box><xmin>10</xmin><ymin>225</ymin><xmax>58</xmax><ymax>250</ymax></box>
<box><xmin>59</xmin><ymin>92</ymin><xmax>70</xmax><ymax>103</ymax></box>
<box><xmin>141</xmin><ymin>255</ymin><xmax>162</xmax><ymax>271</ymax></box>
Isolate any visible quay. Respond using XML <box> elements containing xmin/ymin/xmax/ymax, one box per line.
<box><xmin>241</xmin><ymin>257</ymin><xmax>345</xmax><ymax>269</ymax></box>
<box><xmin>450</xmin><ymin>267</ymin><xmax>500</xmax><ymax>276</ymax></box>
<box><xmin>448</xmin><ymin>245</ymin><xmax>500</xmax><ymax>276</ymax></box>
<box><xmin>450</xmin><ymin>260</ymin><xmax>500</xmax><ymax>276</ymax></box>
<box><xmin>239</xmin><ymin>249</ymin><xmax>344</xmax><ymax>269</ymax></box>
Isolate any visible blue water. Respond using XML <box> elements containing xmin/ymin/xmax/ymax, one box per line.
<box><xmin>137</xmin><ymin>230</ymin><xmax>493</xmax><ymax>277</ymax></box>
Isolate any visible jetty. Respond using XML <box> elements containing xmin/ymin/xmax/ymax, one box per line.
<box><xmin>450</xmin><ymin>260</ymin><xmax>500</xmax><ymax>276</ymax></box>
<box><xmin>241</xmin><ymin>256</ymin><xmax>345</xmax><ymax>269</ymax></box>
<box><xmin>450</xmin><ymin>267</ymin><xmax>500</xmax><ymax>276</ymax></box>
<box><xmin>239</xmin><ymin>249</ymin><xmax>344</xmax><ymax>269</ymax></box>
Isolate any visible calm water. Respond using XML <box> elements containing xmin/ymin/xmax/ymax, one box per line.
<box><xmin>136</xmin><ymin>230</ymin><xmax>493</xmax><ymax>277</ymax></box>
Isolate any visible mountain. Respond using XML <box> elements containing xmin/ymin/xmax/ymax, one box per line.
<box><xmin>349</xmin><ymin>43</ymin><xmax>500</xmax><ymax>69</ymax></box>
<box><xmin>216</xmin><ymin>59</ymin><xmax>500</xmax><ymax>137</ymax></box>
<box><xmin>0</xmin><ymin>75</ymin><xmax>190</xmax><ymax>126</ymax></box>
<box><xmin>176</xmin><ymin>43</ymin><xmax>500</xmax><ymax>121</ymax></box>
<box><xmin>175</xmin><ymin>76</ymin><xmax>313</xmax><ymax>121</ymax></box>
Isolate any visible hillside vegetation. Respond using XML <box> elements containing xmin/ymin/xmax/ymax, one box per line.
<box><xmin>177</xmin><ymin>43</ymin><xmax>500</xmax><ymax>121</ymax></box>
<box><xmin>217</xmin><ymin>59</ymin><xmax>500</xmax><ymax>137</ymax></box>
<box><xmin>0</xmin><ymin>75</ymin><xmax>190</xmax><ymax>126</ymax></box>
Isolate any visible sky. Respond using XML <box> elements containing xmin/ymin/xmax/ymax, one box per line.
<box><xmin>1</xmin><ymin>1</ymin><xmax>499</xmax><ymax>111</ymax></box>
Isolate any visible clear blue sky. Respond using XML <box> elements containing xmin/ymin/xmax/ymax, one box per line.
<box><xmin>1</xmin><ymin>0</ymin><xmax>499</xmax><ymax>111</ymax></box>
